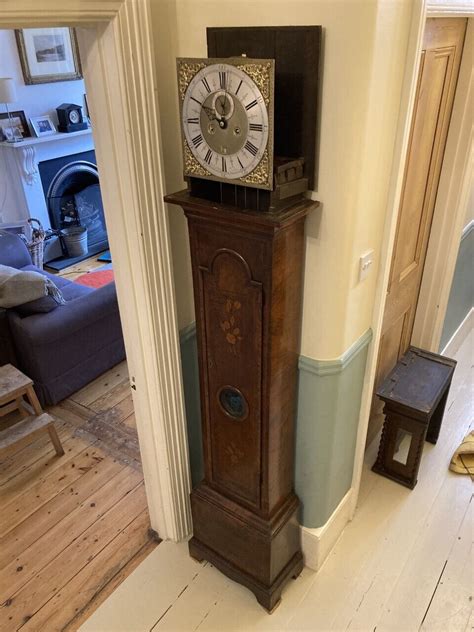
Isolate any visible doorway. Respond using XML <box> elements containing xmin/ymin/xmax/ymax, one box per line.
<box><xmin>0</xmin><ymin>21</ymin><xmax>166</xmax><ymax>628</ymax></box>
<box><xmin>367</xmin><ymin>17</ymin><xmax>468</xmax><ymax>446</ymax></box>
<box><xmin>0</xmin><ymin>3</ymin><xmax>193</xmax><ymax>541</ymax></box>
<box><xmin>0</xmin><ymin>0</ymin><xmax>192</xmax><ymax>609</ymax></box>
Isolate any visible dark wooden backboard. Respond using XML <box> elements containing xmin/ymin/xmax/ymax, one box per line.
<box><xmin>207</xmin><ymin>26</ymin><xmax>321</xmax><ymax>190</ymax></box>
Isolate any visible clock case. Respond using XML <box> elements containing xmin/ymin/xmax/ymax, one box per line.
<box><xmin>186</xmin><ymin>26</ymin><xmax>321</xmax><ymax>213</ymax></box>
<box><xmin>166</xmin><ymin>190</ymin><xmax>319</xmax><ymax>612</ymax></box>
<box><xmin>166</xmin><ymin>26</ymin><xmax>322</xmax><ymax>612</ymax></box>
<box><xmin>177</xmin><ymin>56</ymin><xmax>275</xmax><ymax>190</ymax></box>
<box><xmin>56</xmin><ymin>103</ymin><xmax>88</xmax><ymax>133</ymax></box>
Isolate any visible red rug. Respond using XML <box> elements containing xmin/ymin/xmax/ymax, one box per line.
<box><xmin>75</xmin><ymin>269</ymin><xmax>115</xmax><ymax>288</ymax></box>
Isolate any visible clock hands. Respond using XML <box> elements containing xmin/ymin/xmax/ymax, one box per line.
<box><xmin>218</xmin><ymin>95</ymin><xmax>227</xmax><ymax>129</ymax></box>
<box><xmin>217</xmin><ymin>81</ymin><xmax>229</xmax><ymax>128</ymax></box>
<box><xmin>214</xmin><ymin>91</ymin><xmax>232</xmax><ymax>129</ymax></box>
<box><xmin>202</xmin><ymin>105</ymin><xmax>217</xmax><ymax>121</ymax></box>
<box><xmin>203</xmin><ymin>98</ymin><xmax>229</xmax><ymax>129</ymax></box>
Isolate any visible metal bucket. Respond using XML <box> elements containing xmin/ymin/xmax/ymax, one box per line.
<box><xmin>61</xmin><ymin>226</ymin><xmax>88</xmax><ymax>257</ymax></box>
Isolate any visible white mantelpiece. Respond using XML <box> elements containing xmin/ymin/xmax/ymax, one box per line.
<box><xmin>0</xmin><ymin>129</ymin><xmax>94</xmax><ymax>229</ymax></box>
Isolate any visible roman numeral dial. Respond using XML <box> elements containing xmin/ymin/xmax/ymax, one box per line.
<box><xmin>179</xmin><ymin>59</ymin><xmax>272</xmax><ymax>186</ymax></box>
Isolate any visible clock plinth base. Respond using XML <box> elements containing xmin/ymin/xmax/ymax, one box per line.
<box><xmin>189</xmin><ymin>482</ymin><xmax>303</xmax><ymax>613</ymax></box>
<box><xmin>189</xmin><ymin>538</ymin><xmax>303</xmax><ymax>613</ymax></box>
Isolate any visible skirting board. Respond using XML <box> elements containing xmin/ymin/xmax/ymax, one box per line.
<box><xmin>441</xmin><ymin>307</ymin><xmax>473</xmax><ymax>357</ymax></box>
<box><xmin>300</xmin><ymin>488</ymin><xmax>353</xmax><ymax>571</ymax></box>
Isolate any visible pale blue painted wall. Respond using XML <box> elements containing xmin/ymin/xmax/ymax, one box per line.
<box><xmin>179</xmin><ymin>324</ymin><xmax>203</xmax><ymax>486</ymax></box>
<box><xmin>440</xmin><ymin>224</ymin><xmax>473</xmax><ymax>351</ymax></box>
<box><xmin>179</xmin><ymin>325</ymin><xmax>371</xmax><ymax>528</ymax></box>
<box><xmin>295</xmin><ymin>331</ymin><xmax>371</xmax><ymax>527</ymax></box>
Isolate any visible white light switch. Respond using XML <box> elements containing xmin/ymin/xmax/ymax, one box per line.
<box><xmin>359</xmin><ymin>250</ymin><xmax>374</xmax><ymax>282</ymax></box>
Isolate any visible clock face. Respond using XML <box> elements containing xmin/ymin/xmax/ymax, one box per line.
<box><xmin>69</xmin><ymin>109</ymin><xmax>80</xmax><ymax>124</ymax></box>
<box><xmin>178</xmin><ymin>58</ymin><xmax>274</xmax><ymax>189</ymax></box>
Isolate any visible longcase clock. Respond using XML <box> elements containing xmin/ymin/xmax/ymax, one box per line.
<box><xmin>166</xmin><ymin>25</ymin><xmax>321</xmax><ymax>612</ymax></box>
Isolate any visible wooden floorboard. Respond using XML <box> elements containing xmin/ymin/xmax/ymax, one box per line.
<box><xmin>1</xmin><ymin>433</ymin><xmax>89</xmax><ymax>499</ymax></box>
<box><xmin>0</xmin><ymin>419</ymin><xmax>70</xmax><ymax>477</ymax></box>
<box><xmin>0</xmin><ymin>455</ymin><xmax>123</xmax><ymax>571</ymax></box>
<box><xmin>25</xmin><ymin>511</ymin><xmax>154</xmax><ymax>632</ymax></box>
<box><xmin>89</xmin><ymin>380</ymin><xmax>132</xmax><ymax>413</ymax></box>
<box><xmin>0</xmin><ymin>442</ymin><xmax>104</xmax><ymax>536</ymax></box>
<box><xmin>0</xmin><ymin>361</ymin><xmax>157</xmax><ymax>632</ymax></box>
<box><xmin>70</xmin><ymin>361</ymin><xmax>129</xmax><ymax>408</ymax></box>
<box><xmin>2</xmin><ymin>482</ymin><xmax>147</xmax><ymax>631</ymax></box>
<box><xmin>52</xmin><ymin>254</ymin><xmax>107</xmax><ymax>283</ymax></box>
<box><xmin>53</xmin><ymin>390</ymin><xmax>141</xmax><ymax>466</ymax></box>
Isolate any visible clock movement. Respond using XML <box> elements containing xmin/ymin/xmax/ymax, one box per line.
<box><xmin>166</xmin><ymin>26</ymin><xmax>321</xmax><ymax>612</ymax></box>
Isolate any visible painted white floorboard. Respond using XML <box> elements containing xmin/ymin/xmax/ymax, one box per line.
<box><xmin>420</xmin><ymin>497</ymin><xmax>472</xmax><ymax>632</ymax></box>
<box><xmin>80</xmin><ymin>542</ymin><xmax>205</xmax><ymax>632</ymax></box>
<box><xmin>80</xmin><ymin>331</ymin><xmax>473</xmax><ymax>632</ymax></box>
<box><xmin>168</xmin><ymin>566</ymin><xmax>318</xmax><ymax>632</ymax></box>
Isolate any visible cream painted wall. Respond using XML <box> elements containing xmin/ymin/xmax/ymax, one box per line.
<box><xmin>150</xmin><ymin>0</ymin><xmax>413</xmax><ymax>358</ymax></box>
<box><xmin>151</xmin><ymin>0</ymin><xmax>195</xmax><ymax>329</ymax></box>
<box><xmin>343</xmin><ymin>1</ymin><xmax>413</xmax><ymax>351</ymax></box>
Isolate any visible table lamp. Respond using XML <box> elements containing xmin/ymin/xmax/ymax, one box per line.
<box><xmin>0</xmin><ymin>78</ymin><xmax>21</xmax><ymax>143</ymax></box>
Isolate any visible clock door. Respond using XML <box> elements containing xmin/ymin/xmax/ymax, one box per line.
<box><xmin>199</xmin><ymin>249</ymin><xmax>263</xmax><ymax>510</ymax></box>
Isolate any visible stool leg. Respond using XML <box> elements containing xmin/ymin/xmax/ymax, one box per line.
<box><xmin>26</xmin><ymin>385</ymin><xmax>43</xmax><ymax>416</ymax></box>
<box><xmin>17</xmin><ymin>397</ymin><xmax>32</xmax><ymax>418</ymax></box>
<box><xmin>47</xmin><ymin>423</ymin><xmax>64</xmax><ymax>456</ymax></box>
<box><xmin>426</xmin><ymin>390</ymin><xmax>449</xmax><ymax>445</ymax></box>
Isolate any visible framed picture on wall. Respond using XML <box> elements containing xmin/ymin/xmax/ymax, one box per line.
<box><xmin>0</xmin><ymin>110</ymin><xmax>31</xmax><ymax>140</ymax></box>
<box><xmin>30</xmin><ymin>115</ymin><xmax>57</xmax><ymax>137</ymax></box>
<box><xmin>15</xmin><ymin>28</ymin><xmax>82</xmax><ymax>85</ymax></box>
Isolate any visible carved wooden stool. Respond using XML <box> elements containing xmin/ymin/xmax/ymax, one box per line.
<box><xmin>0</xmin><ymin>364</ymin><xmax>64</xmax><ymax>456</ymax></box>
<box><xmin>373</xmin><ymin>347</ymin><xmax>456</xmax><ymax>489</ymax></box>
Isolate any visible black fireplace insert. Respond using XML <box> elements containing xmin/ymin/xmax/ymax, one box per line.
<box><xmin>39</xmin><ymin>150</ymin><xmax>108</xmax><ymax>255</ymax></box>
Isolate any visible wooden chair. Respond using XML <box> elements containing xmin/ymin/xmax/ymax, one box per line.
<box><xmin>0</xmin><ymin>364</ymin><xmax>64</xmax><ymax>456</ymax></box>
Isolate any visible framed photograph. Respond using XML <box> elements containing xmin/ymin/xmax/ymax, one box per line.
<box><xmin>15</xmin><ymin>28</ymin><xmax>82</xmax><ymax>85</ymax></box>
<box><xmin>30</xmin><ymin>115</ymin><xmax>57</xmax><ymax>137</ymax></box>
<box><xmin>0</xmin><ymin>110</ymin><xmax>31</xmax><ymax>141</ymax></box>
<box><xmin>2</xmin><ymin>127</ymin><xmax>23</xmax><ymax>142</ymax></box>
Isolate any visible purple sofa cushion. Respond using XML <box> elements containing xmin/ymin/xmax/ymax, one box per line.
<box><xmin>0</xmin><ymin>232</ymin><xmax>32</xmax><ymax>268</ymax></box>
<box><xmin>20</xmin><ymin>264</ymin><xmax>93</xmax><ymax>302</ymax></box>
<box><xmin>15</xmin><ymin>295</ymin><xmax>60</xmax><ymax>316</ymax></box>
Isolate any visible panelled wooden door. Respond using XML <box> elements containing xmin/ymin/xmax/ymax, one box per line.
<box><xmin>367</xmin><ymin>18</ymin><xmax>467</xmax><ymax>445</ymax></box>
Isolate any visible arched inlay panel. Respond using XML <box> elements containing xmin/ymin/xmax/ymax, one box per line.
<box><xmin>199</xmin><ymin>248</ymin><xmax>263</xmax><ymax>508</ymax></box>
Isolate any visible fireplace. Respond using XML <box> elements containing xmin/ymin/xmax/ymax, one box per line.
<box><xmin>38</xmin><ymin>151</ymin><xmax>108</xmax><ymax>262</ymax></box>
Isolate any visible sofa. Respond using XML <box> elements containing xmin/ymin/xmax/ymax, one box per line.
<box><xmin>0</xmin><ymin>232</ymin><xmax>126</xmax><ymax>406</ymax></box>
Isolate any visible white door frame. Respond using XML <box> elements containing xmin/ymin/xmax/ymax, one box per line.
<box><xmin>0</xmin><ymin>0</ymin><xmax>193</xmax><ymax>541</ymax></box>
<box><xmin>350</xmin><ymin>0</ymin><xmax>473</xmax><ymax>517</ymax></box>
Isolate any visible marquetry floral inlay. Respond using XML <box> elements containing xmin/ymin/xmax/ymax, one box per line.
<box><xmin>226</xmin><ymin>441</ymin><xmax>244</xmax><ymax>465</ymax></box>
<box><xmin>220</xmin><ymin>298</ymin><xmax>243</xmax><ymax>353</ymax></box>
